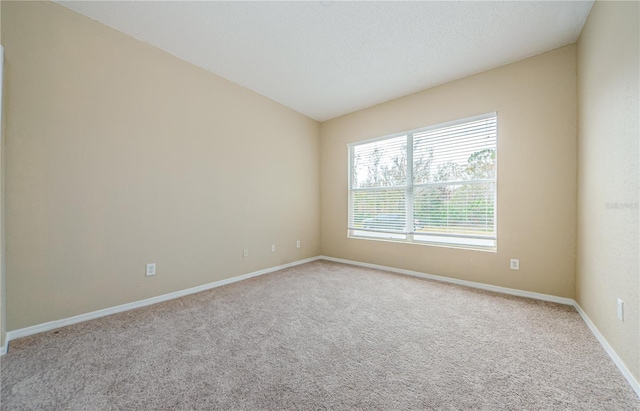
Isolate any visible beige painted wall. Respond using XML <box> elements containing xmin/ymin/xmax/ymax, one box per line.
<box><xmin>320</xmin><ymin>45</ymin><xmax>578</xmax><ymax>298</ymax></box>
<box><xmin>1</xmin><ymin>1</ymin><xmax>320</xmax><ymax>331</ymax></box>
<box><xmin>576</xmin><ymin>1</ymin><xmax>639</xmax><ymax>381</ymax></box>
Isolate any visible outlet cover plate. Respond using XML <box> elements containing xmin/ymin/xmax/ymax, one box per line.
<box><xmin>617</xmin><ymin>298</ymin><xmax>624</xmax><ymax>321</ymax></box>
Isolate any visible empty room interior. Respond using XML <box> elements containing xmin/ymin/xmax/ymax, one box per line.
<box><xmin>0</xmin><ymin>0</ymin><xmax>639</xmax><ymax>409</ymax></box>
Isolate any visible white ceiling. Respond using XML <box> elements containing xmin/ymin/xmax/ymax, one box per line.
<box><xmin>56</xmin><ymin>1</ymin><xmax>594</xmax><ymax>122</ymax></box>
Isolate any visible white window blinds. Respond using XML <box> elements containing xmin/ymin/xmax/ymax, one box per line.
<box><xmin>348</xmin><ymin>113</ymin><xmax>497</xmax><ymax>249</ymax></box>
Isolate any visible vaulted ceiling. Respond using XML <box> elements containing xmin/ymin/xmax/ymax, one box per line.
<box><xmin>57</xmin><ymin>1</ymin><xmax>594</xmax><ymax>121</ymax></box>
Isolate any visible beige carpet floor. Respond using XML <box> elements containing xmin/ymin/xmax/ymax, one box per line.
<box><xmin>1</xmin><ymin>260</ymin><xmax>638</xmax><ymax>410</ymax></box>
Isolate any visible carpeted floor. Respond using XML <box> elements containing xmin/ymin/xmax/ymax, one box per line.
<box><xmin>1</xmin><ymin>260</ymin><xmax>638</xmax><ymax>410</ymax></box>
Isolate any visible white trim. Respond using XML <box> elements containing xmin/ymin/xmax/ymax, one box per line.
<box><xmin>2</xmin><ymin>254</ymin><xmax>638</xmax><ymax>400</ymax></box>
<box><xmin>319</xmin><ymin>256</ymin><xmax>574</xmax><ymax>305</ymax></box>
<box><xmin>573</xmin><ymin>302</ymin><xmax>640</xmax><ymax>398</ymax></box>
<box><xmin>2</xmin><ymin>256</ymin><xmax>321</xmax><ymax>351</ymax></box>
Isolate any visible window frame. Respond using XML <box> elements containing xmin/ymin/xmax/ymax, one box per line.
<box><xmin>347</xmin><ymin>112</ymin><xmax>498</xmax><ymax>251</ymax></box>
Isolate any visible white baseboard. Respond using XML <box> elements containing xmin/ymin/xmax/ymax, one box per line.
<box><xmin>2</xmin><ymin>256</ymin><xmax>321</xmax><ymax>352</ymax></box>
<box><xmin>573</xmin><ymin>302</ymin><xmax>640</xmax><ymax>398</ymax></box>
<box><xmin>319</xmin><ymin>256</ymin><xmax>574</xmax><ymax>305</ymax></box>
<box><xmin>2</xmin><ymin>254</ymin><xmax>638</xmax><ymax>400</ymax></box>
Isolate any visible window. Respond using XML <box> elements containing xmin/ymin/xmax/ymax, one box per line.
<box><xmin>348</xmin><ymin>113</ymin><xmax>497</xmax><ymax>250</ymax></box>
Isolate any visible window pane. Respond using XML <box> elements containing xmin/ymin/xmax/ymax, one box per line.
<box><xmin>413</xmin><ymin>182</ymin><xmax>495</xmax><ymax>236</ymax></box>
<box><xmin>350</xmin><ymin>189</ymin><xmax>406</xmax><ymax>232</ymax></box>
<box><xmin>413</xmin><ymin>117</ymin><xmax>496</xmax><ymax>184</ymax></box>
<box><xmin>352</xmin><ymin>136</ymin><xmax>407</xmax><ymax>188</ymax></box>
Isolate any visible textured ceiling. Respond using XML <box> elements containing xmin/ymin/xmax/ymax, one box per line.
<box><xmin>56</xmin><ymin>1</ymin><xmax>593</xmax><ymax>122</ymax></box>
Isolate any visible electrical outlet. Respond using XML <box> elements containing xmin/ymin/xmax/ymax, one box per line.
<box><xmin>617</xmin><ymin>298</ymin><xmax>624</xmax><ymax>321</ymax></box>
<box><xmin>271</xmin><ymin>244</ymin><xmax>276</xmax><ymax>252</ymax></box>
<box><xmin>146</xmin><ymin>263</ymin><xmax>156</xmax><ymax>276</ymax></box>
<box><xmin>296</xmin><ymin>240</ymin><xmax>301</xmax><ymax>248</ymax></box>
<box><xmin>510</xmin><ymin>259</ymin><xmax>520</xmax><ymax>270</ymax></box>
<box><xmin>243</xmin><ymin>249</ymin><xmax>249</xmax><ymax>258</ymax></box>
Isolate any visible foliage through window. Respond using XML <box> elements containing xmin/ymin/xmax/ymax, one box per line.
<box><xmin>348</xmin><ymin>113</ymin><xmax>497</xmax><ymax>249</ymax></box>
